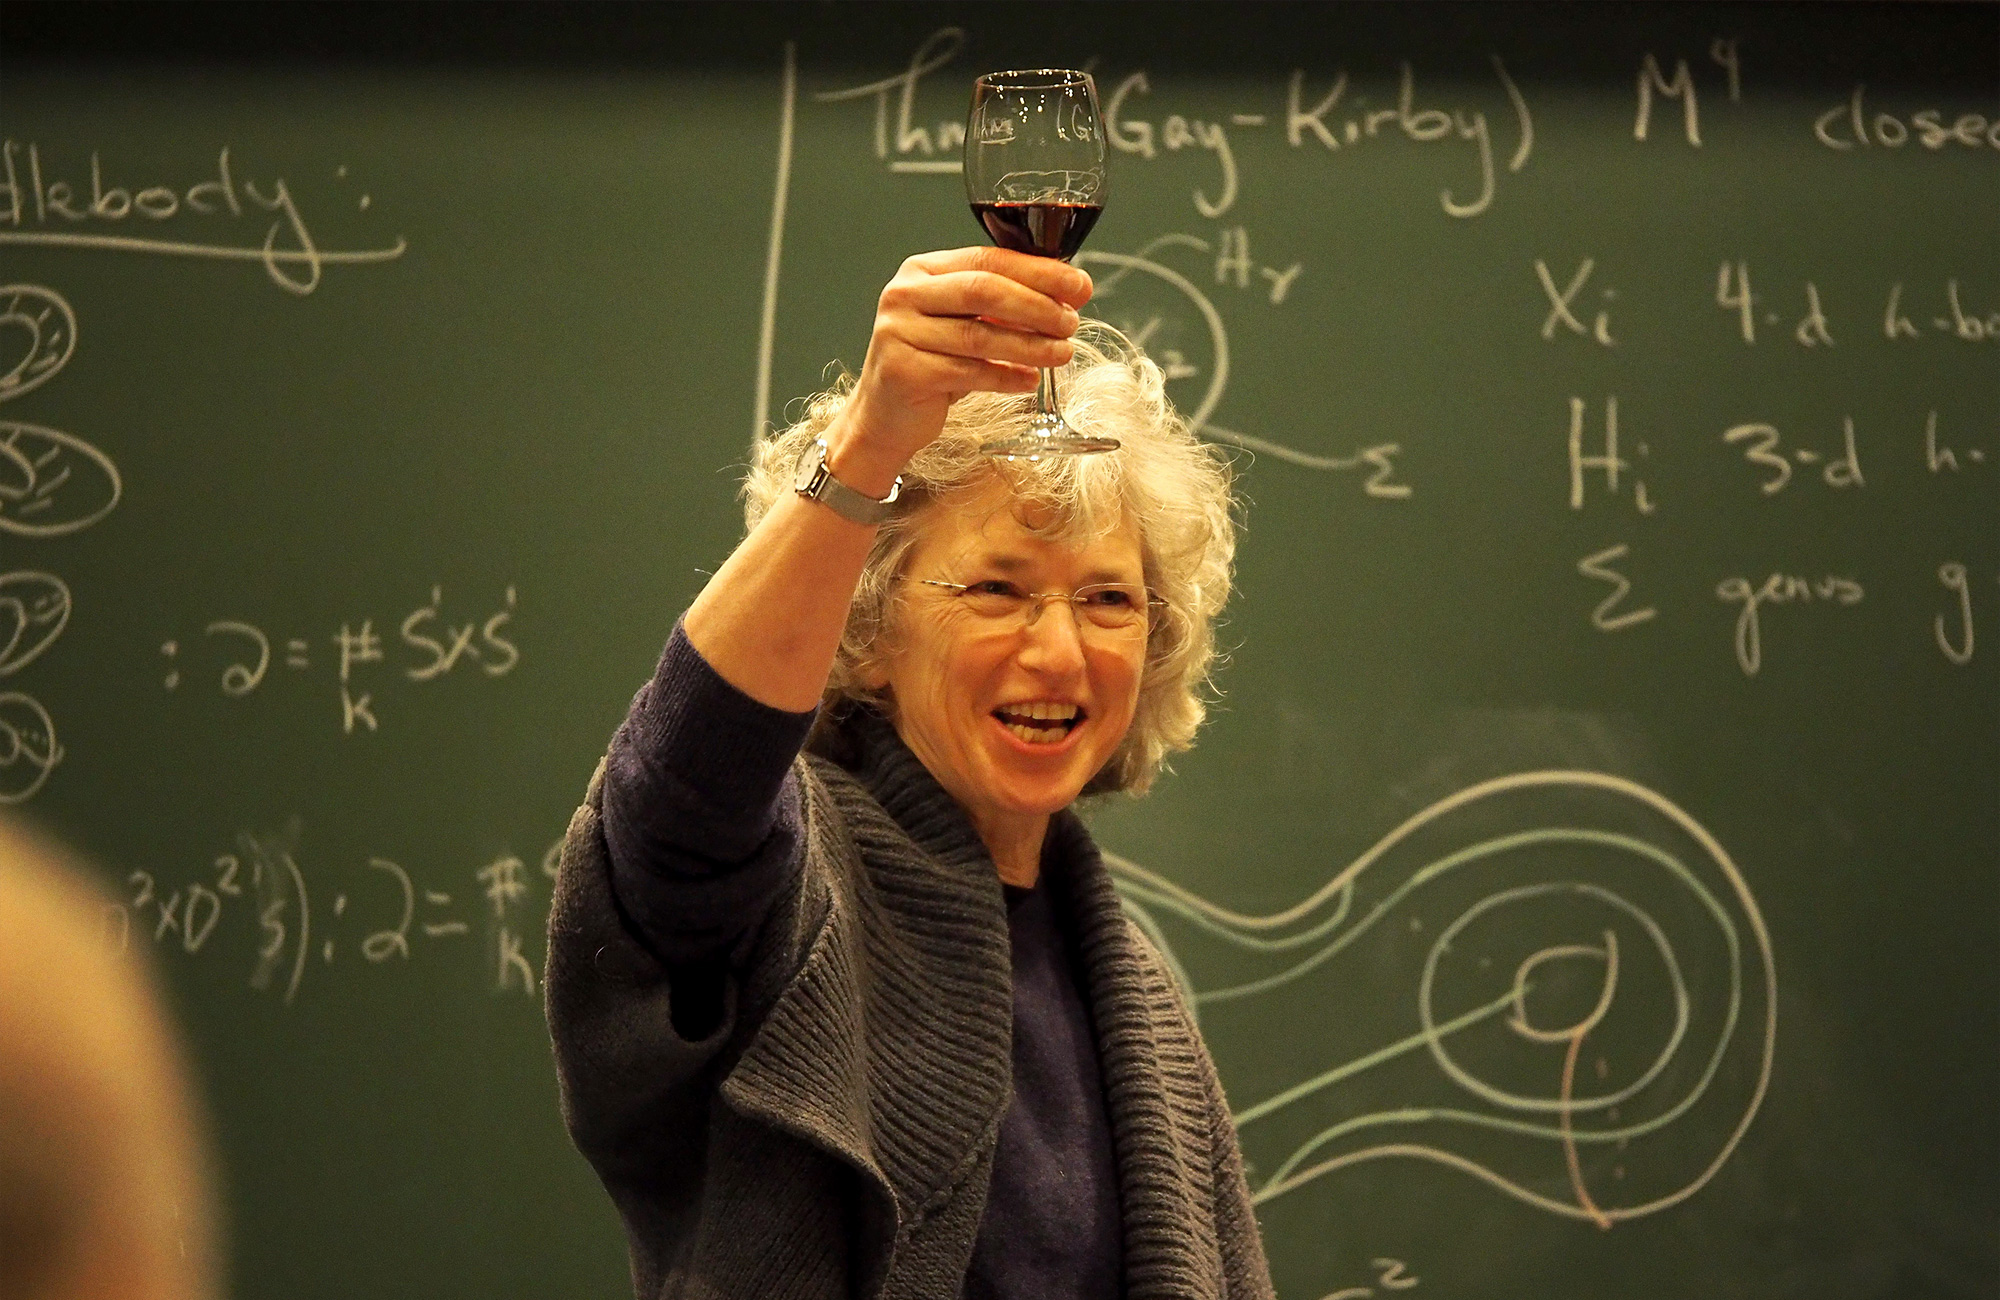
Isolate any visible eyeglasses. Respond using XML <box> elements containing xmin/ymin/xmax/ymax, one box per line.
<box><xmin>915</xmin><ymin>578</ymin><xmax>1165</xmax><ymax>633</ymax></box>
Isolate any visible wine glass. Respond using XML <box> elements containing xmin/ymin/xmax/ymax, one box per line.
<box><xmin>964</xmin><ymin>69</ymin><xmax>1115</xmax><ymax>457</ymax></box>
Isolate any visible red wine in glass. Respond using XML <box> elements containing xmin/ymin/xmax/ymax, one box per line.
<box><xmin>963</xmin><ymin>69</ymin><xmax>1114</xmax><ymax>456</ymax></box>
<box><xmin>970</xmin><ymin>201</ymin><xmax>1103</xmax><ymax>261</ymax></box>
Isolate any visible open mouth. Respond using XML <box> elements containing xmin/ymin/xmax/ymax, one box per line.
<box><xmin>992</xmin><ymin>702</ymin><xmax>1084</xmax><ymax>745</ymax></box>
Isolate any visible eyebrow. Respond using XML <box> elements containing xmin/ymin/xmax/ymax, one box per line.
<box><xmin>971</xmin><ymin>552</ymin><xmax>1139</xmax><ymax>586</ymax></box>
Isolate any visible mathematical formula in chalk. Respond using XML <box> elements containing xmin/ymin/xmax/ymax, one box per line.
<box><xmin>104</xmin><ymin>822</ymin><xmax>561</xmax><ymax>1006</ymax></box>
<box><xmin>159</xmin><ymin>585</ymin><xmax>522</xmax><ymax>735</ymax></box>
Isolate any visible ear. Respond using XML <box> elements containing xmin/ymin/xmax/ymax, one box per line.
<box><xmin>855</xmin><ymin>655</ymin><xmax>891</xmax><ymax>692</ymax></box>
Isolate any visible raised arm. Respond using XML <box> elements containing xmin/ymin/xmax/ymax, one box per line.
<box><xmin>552</xmin><ymin>249</ymin><xmax>1097</xmax><ymax>1187</ymax></box>
<box><xmin>596</xmin><ymin>249</ymin><xmax>1091</xmax><ymax>960</ymax></box>
<box><xmin>684</xmin><ymin>247</ymin><xmax>1091</xmax><ymax>710</ymax></box>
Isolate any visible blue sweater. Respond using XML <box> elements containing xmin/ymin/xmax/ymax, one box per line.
<box><xmin>600</xmin><ymin>624</ymin><xmax>1123</xmax><ymax>1298</ymax></box>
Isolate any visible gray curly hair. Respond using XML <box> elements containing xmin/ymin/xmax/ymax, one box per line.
<box><xmin>743</xmin><ymin>321</ymin><xmax>1235</xmax><ymax>795</ymax></box>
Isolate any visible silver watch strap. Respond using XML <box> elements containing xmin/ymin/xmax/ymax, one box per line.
<box><xmin>797</xmin><ymin>439</ymin><xmax>902</xmax><ymax>526</ymax></box>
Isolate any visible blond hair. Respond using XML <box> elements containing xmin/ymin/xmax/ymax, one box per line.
<box><xmin>744</xmin><ymin>322</ymin><xmax>1235</xmax><ymax>794</ymax></box>
<box><xmin>0</xmin><ymin>819</ymin><xmax>222</xmax><ymax>1300</ymax></box>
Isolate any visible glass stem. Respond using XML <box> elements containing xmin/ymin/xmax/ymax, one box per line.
<box><xmin>1036</xmin><ymin>366</ymin><xmax>1060</xmax><ymax>417</ymax></box>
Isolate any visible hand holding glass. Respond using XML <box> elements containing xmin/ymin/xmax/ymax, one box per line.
<box><xmin>963</xmin><ymin>69</ymin><xmax>1114</xmax><ymax>457</ymax></box>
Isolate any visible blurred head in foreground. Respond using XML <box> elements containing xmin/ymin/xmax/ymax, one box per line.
<box><xmin>0</xmin><ymin>819</ymin><xmax>221</xmax><ymax>1300</ymax></box>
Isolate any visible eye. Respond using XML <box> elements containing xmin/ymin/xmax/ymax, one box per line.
<box><xmin>964</xmin><ymin>579</ymin><xmax>1027</xmax><ymax>599</ymax></box>
<box><xmin>1078</xmin><ymin>584</ymin><xmax>1137</xmax><ymax>608</ymax></box>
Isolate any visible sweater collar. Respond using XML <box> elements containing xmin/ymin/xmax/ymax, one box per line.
<box><xmin>815</xmin><ymin>706</ymin><xmax>1229</xmax><ymax>1297</ymax></box>
<box><xmin>1049</xmin><ymin>801</ymin><xmax>1233</xmax><ymax>1299</ymax></box>
<box><xmin>835</xmin><ymin>705</ymin><xmax>998</xmax><ymax>881</ymax></box>
<box><xmin>833</xmin><ymin>705</ymin><xmax>1110</xmax><ymax>895</ymax></box>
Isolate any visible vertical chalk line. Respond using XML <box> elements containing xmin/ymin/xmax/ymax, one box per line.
<box><xmin>753</xmin><ymin>41</ymin><xmax>798</xmax><ymax>446</ymax></box>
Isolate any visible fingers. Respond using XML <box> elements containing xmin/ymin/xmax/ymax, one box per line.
<box><xmin>865</xmin><ymin>338</ymin><xmax>1041</xmax><ymax>399</ymax></box>
<box><xmin>874</xmin><ymin>250</ymin><xmax>1084</xmax><ymax>375</ymax></box>
<box><xmin>945</xmin><ymin>357</ymin><xmax>1043</xmax><ymax>395</ymax></box>
<box><xmin>888</xmin><ymin>270</ymin><xmax>1079</xmax><ymax>342</ymax></box>
<box><xmin>903</xmin><ymin>246</ymin><xmax>1093</xmax><ymax>309</ymax></box>
<box><xmin>837</xmin><ymin>248</ymin><xmax>1085</xmax><ymax>464</ymax></box>
<box><xmin>897</xmin><ymin>312</ymin><xmax>1076</xmax><ymax>370</ymax></box>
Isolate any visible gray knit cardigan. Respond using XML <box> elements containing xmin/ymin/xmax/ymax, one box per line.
<box><xmin>545</xmin><ymin>715</ymin><xmax>1275</xmax><ymax>1300</ymax></box>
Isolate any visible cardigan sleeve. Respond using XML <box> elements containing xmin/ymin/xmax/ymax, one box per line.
<box><xmin>543</xmin><ymin>751</ymin><xmax>836</xmax><ymax>1188</ymax></box>
<box><xmin>545</xmin><ymin>621</ymin><xmax>824</xmax><ymax>1179</ymax></box>
<box><xmin>599</xmin><ymin>620</ymin><xmax>818</xmax><ymax>965</ymax></box>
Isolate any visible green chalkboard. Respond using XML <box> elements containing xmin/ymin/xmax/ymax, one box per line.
<box><xmin>4</xmin><ymin>4</ymin><xmax>1995</xmax><ymax>1297</ymax></box>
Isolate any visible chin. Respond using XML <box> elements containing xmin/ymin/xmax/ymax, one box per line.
<box><xmin>987</xmin><ymin>773</ymin><xmax>1092</xmax><ymax>817</ymax></box>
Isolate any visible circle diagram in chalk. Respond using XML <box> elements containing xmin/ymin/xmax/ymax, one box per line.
<box><xmin>0</xmin><ymin>691</ymin><xmax>62</xmax><ymax>803</ymax></box>
<box><xmin>0</xmin><ymin>421</ymin><xmax>123</xmax><ymax>538</ymax></box>
<box><xmin>0</xmin><ymin>285</ymin><xmax>79</xmax><ymax>404</ymax></box>
<box><xmin>0</xmin><ymin>571</ymin><xmax>71</xmax><ymax>676</ymax></box>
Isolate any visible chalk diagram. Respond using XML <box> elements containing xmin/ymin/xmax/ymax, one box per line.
<box><xmin>0</xmin><ymin>284</ymin><xmax>76</xmax><ymax>403</ymax></box>
<box><xmin>1109</xmin><ymin>771</ymin><xmax>1776</xmax><ymax>1227</ymax></box>
<box><xmin>1077</xmin><ymin>236</ymin><xmax>1410</xmax><ymax>495</ymax></box>
<box><xmin>0</xmin><ymin>569</ymin><xmax>70</xmax><ymax>805</ymax></box>
<box><xmin>0</xmin><ymin>283</ymin><xmax>123</xmax><ymax>801</ymax></box>
<box><xmin>0</xmin><ymin>691</ymin><xmax>62</xmax><ymax>805</ymax></box>
<box><xmin>0</xmin><ymin>571</ymin><xmax>72</xmax><ymax>677</ymax></box>
<box><xmin>0</xmin><ymin>285</ymin><xmax>123</xmax><ymax>538</ymax></box>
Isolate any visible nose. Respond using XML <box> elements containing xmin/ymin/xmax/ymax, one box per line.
<box><xmin>1017</xmin><ymin>596</ymin><xmax>1087</xmax><ymax>676</ymax></box>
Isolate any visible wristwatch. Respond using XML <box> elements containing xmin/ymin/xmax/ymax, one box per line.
<box><xmin>793</xmin><ymin>437</ymin><xmax>902</xmax><ymax>526</ymax></box>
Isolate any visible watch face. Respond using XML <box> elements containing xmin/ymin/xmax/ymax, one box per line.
<box><xmin>793</xmin><ymin>438</ymin><xmax>826</xmax><ymax>492</ymax></box>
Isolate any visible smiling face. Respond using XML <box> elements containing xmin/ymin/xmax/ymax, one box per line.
<box><xmin>866</xmin><ymin>477</ymin><xmax>1150</xmax><ymax>849</ymax></box>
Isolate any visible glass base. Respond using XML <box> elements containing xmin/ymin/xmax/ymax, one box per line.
<box><xmin>979</xmin><ymin>412</ymin><xmax>1121</xmax><ymax>459</ymax></box>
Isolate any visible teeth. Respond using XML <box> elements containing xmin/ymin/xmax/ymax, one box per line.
<box><xmin>993</xmin><ymin>702</ymin><xmax>1080</xmax><ymax>744</ymax></box>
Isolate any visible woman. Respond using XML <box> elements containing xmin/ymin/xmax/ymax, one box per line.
<box><xmin>546</xmin><ymin>247</ymin><xmax>1273</xmax><ymax>1299</ymax></box>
